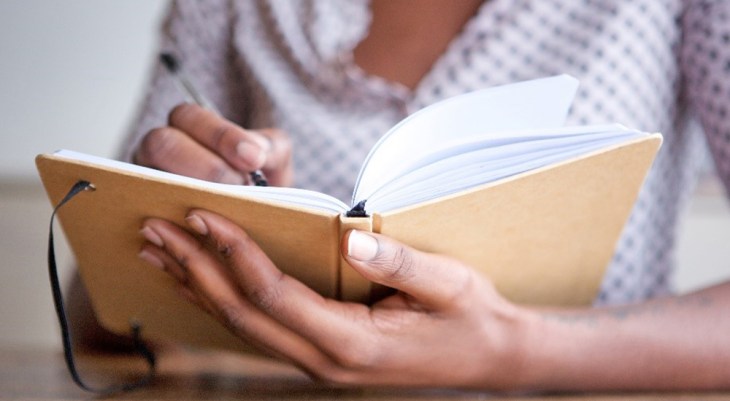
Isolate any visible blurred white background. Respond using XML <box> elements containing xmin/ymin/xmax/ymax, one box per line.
<box><xmin>0</xmin><ymin>0</ymin><xmax>729</xmax><ymax>350</ymax></box>
<box><xmin>0</xmin><ymin>0</ymin><xmax>168</xmax><ymax>348</ymax></box>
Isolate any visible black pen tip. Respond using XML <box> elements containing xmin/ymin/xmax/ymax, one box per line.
<box><xmin>159</xmin><ymin>53</ymin><xmax>179</xmax><ymax>73</ymax></box>
<box><xmin>251</xmin><ymin>171</ymin><xmax>269</xmax><ymax>187</ymax></box>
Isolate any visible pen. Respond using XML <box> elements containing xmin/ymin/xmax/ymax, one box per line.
<box><xmin>159</xmin><ymin>52</ymin><xmax>268</xmax><ymax>186</ymax></box>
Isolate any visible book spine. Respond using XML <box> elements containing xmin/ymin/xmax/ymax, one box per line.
<box><xmin>337</xmin><ymin>214</ymin><xmax>373</xmax><ymax>302</ymax></box>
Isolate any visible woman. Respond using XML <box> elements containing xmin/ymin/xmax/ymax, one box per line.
<box><xmin>82</xmin><ymin>0</ymin><xmax>730</xmax><ymax>391</ymax></box>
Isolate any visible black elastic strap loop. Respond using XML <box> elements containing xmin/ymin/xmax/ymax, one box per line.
<box><xmin>48</xmin><ymin>180</ymin><xmax>156</xmax><ymax>395</ymax></box>
<box><xmin>346</xmin><ymin>200</ymin><xmax>368</xmax><ymax>218</ymax></box>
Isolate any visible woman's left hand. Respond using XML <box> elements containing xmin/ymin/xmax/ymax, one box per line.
<box><xmin>138</xmin><ymin>210</ymin><xmax>534</xmax><ymax>389</ymax></box>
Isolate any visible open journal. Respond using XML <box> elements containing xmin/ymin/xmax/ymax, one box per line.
<box><xmin>37</xmin><ymin>75</ymin><xmax>662</xmax><ymax>352</ymax></box>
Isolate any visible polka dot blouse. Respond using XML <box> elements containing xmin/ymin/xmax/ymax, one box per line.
<box><xmin>122</xmin><ymin>0</ymin><xmax>730</xmax><ymax>306</ymax></box>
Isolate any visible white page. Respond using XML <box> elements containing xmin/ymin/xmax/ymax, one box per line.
<box><xmin>367</xmin><ymin>131</ymin><xmax>646</xmax><ymax>212</ymax></box>
<box><xmin>363</xmin><ymin>124</ymin><xmax>631</xmax><ymax>202</ymax></box>
<box><xmin>352</xmin><ymin>75</ymin><xmax>580</xmax><ymax>205</ymax></box>
<box><xmin>52</xmin><ymin>150</ymin><xmax>349</xmax><ymax>214</ymax></box>
<box><xmin>366</xmin><ymin>141</ymin><xmax>592</xmax><ymax>207</ymax></box>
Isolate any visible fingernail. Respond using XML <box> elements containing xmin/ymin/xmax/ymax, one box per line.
<box><xmin>236</xmin><ymin>141</ymin><xmax>266</xmax><ymax>168</ymax></box>
<box><xmin>185</xmin><ymin>214</ymin><xmax>209</xmax><ymax>235</ymax></box>
<box><xmin>347</xmin><ymin>230</ymin><xmax>378</xmax><ymax>261</ymax></box>
<box><xmin>140</xmin><ymin>226</ymin><xmax>164</xmax><ymax>248</ymax></box>
<box><xmin>138</xmin><ymin>249</ymin><xmax>165</xmax><ymax>270</ymax></box>
<box><xmin>248</xmin><ymin>131</ymin><xmax>272</xmax><ymax>151</ymax></box>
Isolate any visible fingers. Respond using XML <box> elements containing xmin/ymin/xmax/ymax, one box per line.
<box><xmin>138</xmin><ymin>218</ymin><xmax>333</xmax><ymax>372</ymax></box>
<box><xmin>343</xmin><ymin>230</ymin><xmax>478</xmax><ymax>311</ymax></box>
<box><xmin>140</xmin><ymin>213</ymin><xmax>384</xmax><ymax>379</ymax></box>
<box><xmin>134</xmin><ymin>103</ymin><xmax>293</xmax><ymax>186</ymax></box>
<box><xmin>167</xmin><ymin>104</ymin><xmax>270</xmax><ymax>171</ymax></box>
<box><xmin>134</xmin><ymin>126</ymin><xmax>246</xmax><ymax>184</ymax></box>
<box><xmin>253</xmin><ymin>128</ymin><xmax>293</xmax><ymax>186</ymax></box>
<box><xmin>178</xmin><ymin>211</ymin><xmax>375</xmax><ymax>361</ymax></box>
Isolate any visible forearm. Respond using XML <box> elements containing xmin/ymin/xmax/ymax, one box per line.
<box><xmin>519</xmin><ymin>281</ymin><xmax>730</xmax><ymax>391</ymax></box>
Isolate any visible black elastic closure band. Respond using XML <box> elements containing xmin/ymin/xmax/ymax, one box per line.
<box><xmin>346</xmin><ymin>200</ymin><xmax>368</xmax><ymax>218</ymax></box>
<box><xmin>48</xmin><ymin>180</ymin><xmax>156</xmax><ymax>395</ymax></box>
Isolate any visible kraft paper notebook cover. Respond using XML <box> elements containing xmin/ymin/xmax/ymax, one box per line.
<box><xmin>37</xmin><ymin>75</ymin><xmax>661</xmax><ymax>352</ymax></box>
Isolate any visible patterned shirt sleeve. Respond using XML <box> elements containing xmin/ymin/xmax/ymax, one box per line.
<box><xmin>681</xmin><ymin>0</ymin><xmax>730</xmax><ymax>194</ymax></box>
<box><xmin>119</xmin><ymin>0</ymin><xmax>248</xmax><ymax>161</ymax></box>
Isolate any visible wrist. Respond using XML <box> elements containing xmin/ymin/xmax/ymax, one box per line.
<box><xmin>514</xmin><ymin>307</ymin><xmax>610</xmax><ymax>392</ymax></box>
<box><xmin>499</xmin><ymin>307</ymin><xmax>556</xmax><ymax>391</ymax></box>
<box><xmin>513</xmin><ymin>308</ymin><xmax>559</xmax><ymax>391</ymax></box>
<box><xmin>471</xmin><ymin>301</ymin><xmax>543</xmax><ymax>391</ymax></box>
<box><xmin>498</xmin><ymin>307</ymin><xmax>590</xmax><ymax>391</ymax></box>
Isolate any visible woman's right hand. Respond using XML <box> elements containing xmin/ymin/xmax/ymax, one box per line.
<box><xmin>133</xmin><ymin>103</ymin><xmax>293</xmax><ymax>187</ymax></box>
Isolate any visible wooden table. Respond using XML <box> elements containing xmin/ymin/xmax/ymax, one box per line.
<box><xmin>1</xmin><ymin>348</ymin><xmax>728</xmax><ymax>400</ymax></box>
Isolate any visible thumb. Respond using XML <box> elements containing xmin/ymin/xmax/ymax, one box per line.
<box><xmin>254</xmin><ymin>128</ymin><xmax>292</xmax><ymax>187</ymax></box>
<box><xmin>343</xmin><ymin>230</ymin><xmax>474</xmax><ymax>310</ymax></box>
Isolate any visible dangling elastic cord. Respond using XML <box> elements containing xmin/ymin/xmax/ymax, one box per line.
<box><xmin>48</xmin><ymin>180</ymin><xmax>156</xmax><ymax>394</ymax></box>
